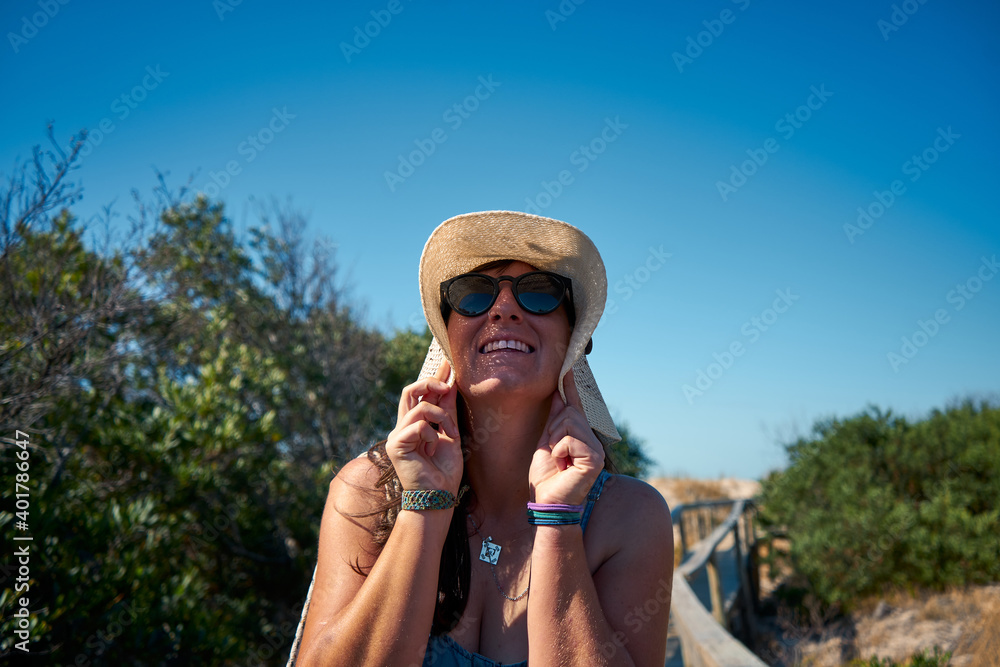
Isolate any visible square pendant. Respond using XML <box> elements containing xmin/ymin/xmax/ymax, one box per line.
<box><xmin>479</xmin><ymin>537</ymin><xmax>501</xmax><ymax>565</ymax></box>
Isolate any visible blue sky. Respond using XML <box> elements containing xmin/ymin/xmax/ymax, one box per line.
<box><xmin>2</xmin><ymin>0</ymin><xmax>997</xmax><ymax>479</ymax></box>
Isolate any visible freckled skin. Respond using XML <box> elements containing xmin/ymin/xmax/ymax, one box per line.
<box><xmin>446</xmin><ymin>261</ymin><xmax>571</xmax><ymax>404</ymax></box>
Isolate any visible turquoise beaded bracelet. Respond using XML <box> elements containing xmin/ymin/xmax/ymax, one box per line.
<box><xmin>401</xmin><ymin>486</ymin><xmax>467</xmax><ymax>511</ymax></box>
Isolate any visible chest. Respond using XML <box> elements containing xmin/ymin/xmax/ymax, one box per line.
<box><xmin>446</xmin><ymin>529</ymin><xmax>605</xmax><ymax>663</ymax></box>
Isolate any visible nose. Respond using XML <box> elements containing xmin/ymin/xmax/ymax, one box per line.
<box><xmin>489</xmin><ymin>279</ymin><xmax>521</xmax><ymax>321</ymax></box>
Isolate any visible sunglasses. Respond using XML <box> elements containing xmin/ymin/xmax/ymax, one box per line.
<box><xmin>440</xmin><ymin>271</ymin><xmax>575</xmax><ymax>322</ymax></box>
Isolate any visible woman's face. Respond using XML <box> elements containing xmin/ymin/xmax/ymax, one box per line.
<box><xmin>445</xmin><ymin>261</ymin><xmax>572</xmax><ymax>403</ymax></box>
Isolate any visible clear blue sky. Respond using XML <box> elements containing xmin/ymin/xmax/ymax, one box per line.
<box><xmin>2</xmin><ymin>0</ymin><xmax>997</xmax><ymax>479</ymax></box>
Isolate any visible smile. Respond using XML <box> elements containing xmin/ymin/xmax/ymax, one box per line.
<box><xmin>480</xmin><ymin>339</ymin><xmax>534</xmax><ymax>354</ymax></box>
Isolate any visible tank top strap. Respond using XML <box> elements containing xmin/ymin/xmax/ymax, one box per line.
<box><xmin>579</xmin><ymin>469</ymin><xmax>611</xmax><ymax>534</ymax></box>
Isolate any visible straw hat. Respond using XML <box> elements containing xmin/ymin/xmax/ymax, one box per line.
<box><xmin>417</xmin><ymin>210</ymin><xmax>620</xmax><ymax>447</ymax></box>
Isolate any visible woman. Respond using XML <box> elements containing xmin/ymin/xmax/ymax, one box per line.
<box><xmin>292</xmin><ymin>211</ymin><xmax>673</xmax><ymax>666</ymax></box>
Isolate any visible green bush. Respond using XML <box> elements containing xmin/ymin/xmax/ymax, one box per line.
<box><xmin>761</xmin><ymin>400</ymin><xmax>1000</xmax><ymax>608</ymax></box>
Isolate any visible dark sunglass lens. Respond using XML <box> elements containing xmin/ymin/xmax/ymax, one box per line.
<box><xmin>516</xmin><ymin>274</ymin><xmax>563</xmax><ymax>313</ymax></box>
<box><xmin>450</xmin><ymin>276</ymin><xmax>496</xmax><ymax>315</ymax></box>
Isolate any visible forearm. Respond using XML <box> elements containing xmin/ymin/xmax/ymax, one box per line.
<box><xmin>298</xmin><ymin>509</ymin><xmax>452</xmax><ymax>667</ymax></box>
<box><xmin>527</xmin><ymin>526</ymin><xmax>635</xmax><ymax>667</ymax></box>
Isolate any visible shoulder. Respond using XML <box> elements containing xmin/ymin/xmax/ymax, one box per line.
<box><xmin>599</xmin><ymin>473</ymin><xmax>673</xmax><ymax>524</ymax></box>
<box><xmin>332</xmin><ymin>453</ymin><xmax>383</xmax><ymax>489</ymax></box>
<box><xmin>325</xmin><ymin>453</ymin><xmax>390</xmax><ymax>517</ymax></box>
<box><xmin>585</xmin><ymin>474</ymin><xmax>673</xmax><ymax>565</ymax></box>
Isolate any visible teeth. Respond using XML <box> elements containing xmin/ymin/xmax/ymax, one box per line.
<box><xmin>482</xmin><ymin>339</ymin><xmax>532</xmax><ymax>353</ymax></box>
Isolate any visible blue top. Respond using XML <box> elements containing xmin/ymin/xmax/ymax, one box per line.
<box><xmin>423</xmin><ymin>470</ymin><xmax>612</xmax><ymax>667</ymax></box>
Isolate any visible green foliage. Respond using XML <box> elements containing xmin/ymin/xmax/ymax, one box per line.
<box><xmin>0</xmin><ymin>185</ymin><xmax>380</xmax><ymax>661</ymax></box>
<box><xmin>609</xmin><ymin>420</ymin><xmax>655</xmax><ymax>478</ymax></box>
<box><xmin>761</xmin><ymin>401</ymin><xmax>1000</xmax><ymax>609</ymax></box>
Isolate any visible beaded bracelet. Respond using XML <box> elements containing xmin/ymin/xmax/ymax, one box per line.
<box><xmin>401</xmin><ymin>486</ymin><xmax>467</xmax><ymax>511</ymax></box>
<box><xmin>526</xmin><ymin>502</ymin><xmax>585</xmax><ymax>526</ymax></box>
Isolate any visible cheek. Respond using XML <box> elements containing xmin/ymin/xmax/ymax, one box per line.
<box><xmin>445</xmin><ymin>320</ymin><xmax>477</xmax><ymax>370</ymax></box>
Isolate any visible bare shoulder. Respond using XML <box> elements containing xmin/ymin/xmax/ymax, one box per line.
<box><xmin>598</xmin><ymin>474</ymin><xmax>673</xmax><ymax>528</ymax></box>
<box><xmin>585</xmin><ymin>474</ymin><xmax>673</xmax><ymax>566</ymax></box>
<box><xmin>326</xmin><ymin>453</ymin><xmax>388</xmax><ymax>516</ymax></box>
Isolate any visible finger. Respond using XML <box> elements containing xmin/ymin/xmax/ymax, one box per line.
<box><xmin>562</xmin><ymin>368</ymin><xmax>584</xmax><ymax>411</ymax></box>
<box><xmin>433</xmin><ymin>360</ymin><xmax>459</xmax><ymax>429</ymax></box>
<box><xmin>551</xmin><ymin>434</ymin><xmax>602</xmax><ymax>469</ymax></box>
<box><xmin>544</xmin><ymin>396</ymin><xmax>584</xmax><ymax>446</ymax></box>
<box><xmin>389</xmin><ymin>420</ymin><xmax>440</xmax><ymax>456</ymax></box>
<box><xmin>546</xmin><ymin>409</ymin><xmax>602</xmax><ymax>463</ymax></box>
<box><xmin>542</xmin><ymin>387</ymin><xmax>566</xmax><ymax>442</ymax></box>
<box><xmin>434</xmin><ymin>358</ymin><xmax>452</xmax><ymax>385</ymax></box>
<box><xmin>397</xmin><ymin>376</ymin><xmax>452</xmax><ymax>423</ymax></box>
<box><xmin>397</xmin><ymin>401</ymin><xmax>459</xmax><ymax>440</ymax></box>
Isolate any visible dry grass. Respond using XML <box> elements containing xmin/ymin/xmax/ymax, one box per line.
<box><xmin>758</xmin><ymin>584</ymin><xmax>1000</xmax><ymax>666</ymax></box>
<box><xmin>954</xmin><ymin>588</ymin><xmax>1000</xmax><ymax>667</ymax></box>
<box><xmin>648</xmin><ymin>476</ymin><xmax>760</xmax><ymax>508</ymax></box>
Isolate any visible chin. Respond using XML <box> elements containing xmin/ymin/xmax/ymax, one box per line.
<box><xmin>462</xmin><ymin>373</ymin><xmax>555</xmax><ymax>402</ymax></box>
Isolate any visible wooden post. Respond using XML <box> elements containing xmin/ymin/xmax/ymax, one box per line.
<box><xmin>678</xmin><ymin>511</ymin><xmax>688</xmax><ymax>555</ymax></box>
<box><xmin>707</xmin><ymin>551</ymin><xmax>727</xmax><ymax>629</ymax></box>
<box><xmin>748</xmin><ymin>510</ymin><xmax>761</xmax><ymax>606</ymax></box>
<box><xmin>733</xmin><ymin>517</ymin><xmax>758</xmax><ymax>648</ymax></box>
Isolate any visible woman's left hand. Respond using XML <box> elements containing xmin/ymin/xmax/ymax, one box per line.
<box><xmin>529</xmin><ymin>368</ymin><xmax>606</xmax><ymax>506</ymax></box>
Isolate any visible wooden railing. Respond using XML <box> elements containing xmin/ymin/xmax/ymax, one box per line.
<box><xmin>669</xmin><ymin>498</ymin><xmax>767</xmax><ymax>667</ymax></box>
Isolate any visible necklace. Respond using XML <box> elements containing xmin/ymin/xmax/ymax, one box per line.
<box><xmin>468</xmin><ymin>514</ymin><xmax>530</xmax><ymax>602</ymax></box>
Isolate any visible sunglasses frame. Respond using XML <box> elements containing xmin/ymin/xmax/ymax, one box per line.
<box><xmin>440</xmin><ymin>270</ymin><xmax>575</xmax><ymax>323</ymax></box>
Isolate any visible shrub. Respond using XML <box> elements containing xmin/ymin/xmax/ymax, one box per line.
<box><xmin>761</xmin><ymin>400</ymin><xmax>1000</xmax><ymax>609</ymax></box>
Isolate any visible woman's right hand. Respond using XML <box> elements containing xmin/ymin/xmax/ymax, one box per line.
<box><xmin>385</xmin><ymin>359</ymin><xmax>464</xmax><ymax>495</ymax></box>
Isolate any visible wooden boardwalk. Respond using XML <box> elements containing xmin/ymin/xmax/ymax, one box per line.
<box><xmin>666</xmin><ymin>499</ymin><xmax>765</xmax><ymax>667</ymax></box>
<box><xmin>666</xmin><ymin>545</ymin><xmax>743</xmax><ymax>665</ymax></box>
